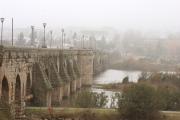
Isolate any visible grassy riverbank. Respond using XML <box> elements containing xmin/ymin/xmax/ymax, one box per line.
<box><xmin>26</xmin><ymin>107</ymin><xmax>118</xmax><ymax>120</ymax></box>
<box><xmin>1</xmin><ymin>107</ymin><xmax>179</xmax><ymax>120</ymax></box>
<box><xmin>0</xmin><ymin>108</ymin><xmax>10</xmax><ymax>120</ymax></box>
<box><xmin>93</xmin><ymin>83</ymin><xmax>132</xmax><ymax>91</ymax></box>
<box><xmin>26</xmin><ymin>107</ymin><xmax>180</xmax><ymax>120</ymax></box>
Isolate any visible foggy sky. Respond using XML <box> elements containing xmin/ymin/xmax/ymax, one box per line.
<box><xmin>0</xmin><ymin>0</ymin><xmax>180</xmax><ymax>31</ymax></box>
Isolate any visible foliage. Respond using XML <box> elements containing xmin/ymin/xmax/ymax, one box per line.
<box><xmin>122</xmin><ymin>76</ymin><xmax>129</xmax><ymax>84</ymax></box>
<box><xmin>138</xmin><ymin>72</ymin><xmax>149</xmax><ymax>82</ymax></box>
<box><xmin>96</xmin><ymin>92</ymin><xmax>108</xmax><ymax>108</ymax></box>
<box><xmin>117</xmin><ymin>84</ymin><xmax>161</xmax><ymax>120</ymax></box>
<box><xmin>75</xmin><ymin>91</ymin><xmax>108</xmax><ymax>108</ymax></box>
<box><xmin>110</xmin><ymin>94</ymin><xmax>117</xmax><ymax>108</ymax></box>
<box><xmin>26</xmin><ymin>107</ymin><xmax>119</xmax><ymax>120</ymax></box>
<box><xmin>110</xmin><ymin>93</ymin><xmax>121</xmax><ymax>108</ymax></box>
<box><xmin>138</xmin><ymin>72</ymin><xmax>180</xmax><ymax>111</ymax></box>
<box><xmin>156</xmin><ymin>84</ymin><xmax>180</xmax><ymax>111</ymax></box>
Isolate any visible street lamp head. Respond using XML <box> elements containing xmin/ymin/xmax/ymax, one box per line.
<box><xmin>1</xmin><ymin>18</ymin><xmax>4</xmax><ymax>23</ymax></box>
<box><xmin>43</xmin><ymin>23</ymin><xmax>47</xmax><ymax>28</ymax></box>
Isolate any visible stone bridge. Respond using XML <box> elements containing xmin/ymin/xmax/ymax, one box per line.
<box><xmin>0</xmin><ymin>46</ymin><xmax>96</xmax><ymax>119</ymax></box>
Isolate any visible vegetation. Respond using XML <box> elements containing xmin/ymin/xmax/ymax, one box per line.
<box><xmin>157</xmin><ymin>85</ymin><xmax>180</xmax><ymax>111</ymax></box>
<box><xmin>75</xmin><ymin>91</ymin><xmax>108</xmax><ymax>108</ymax></box>
<box><xmin>26</xmin><ymin>107</ymin><xmax>118</xmax><ymax>120</ymax></box>
<box><xmin>0</xmin><ymin>100</ymin><xmax>13</xmax><ymax>120</ymax></box>
<box><xmin>122</xmin><ymin>76</ymin><xmax>129</xmax><ymax>84</ymax></box>
<box><xmin>94</xmin><ymin>83</ymin><xmax>124</xmax><ymax>90</ymax></box>
<box><xmin>138</xmin><ymin>72</ymin><xmax>180</xmax><ymax>111</ymax></box>
<box><xmin>117</xmin><ymin>84</ymin><xmax>161</xmax><ymax>120</ymax></box>
<box><xmin>26</xmin><ymin>107</ymin><xmax>180</xmax><ymax>120</ymax></box>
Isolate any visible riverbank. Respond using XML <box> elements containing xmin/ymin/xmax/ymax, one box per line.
<box><xmin>26</xmin><ymin>107</ymin><xmax>180</xmax><ymax>120</ymax></box>
<box><xmin>26</xmin><ymin>107</ymin><xmax>118</xmax><ymax>120</ymax></box>
<box><xmin>93</xmin><ymin>83</ymin><xmax>132</xmax><ymax>92</ymax></box>
<box><xmin>110</xmin><ymin>59</ymin><xmax>177</xmax><ymax>72</ymax></box>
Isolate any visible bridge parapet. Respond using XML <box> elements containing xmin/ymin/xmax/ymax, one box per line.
<box><xmin>2</xmin><ymin>47</ymin><xmax>93</xmax><ymax>59</ymax></box>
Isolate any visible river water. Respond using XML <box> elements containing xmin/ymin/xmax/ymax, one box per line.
<box><xmin>93</xmin><ymin>69</ymin><xmax>142</xmax><ymax>84</ymax></box>
<box><xmin>91</xmin><ymin>69</ymin><xmax>142</xmax><ymax>108</ymax></box>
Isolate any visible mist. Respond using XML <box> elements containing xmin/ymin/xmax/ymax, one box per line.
<box><xmin>0</xmin><ymin>0</ymin><xmax>180</xmax><ymax>31</ymax></box>
<box><xmin>1</xmin><ymin>0</ymin><xmax>180</xmax><ymax>63</ymax></box>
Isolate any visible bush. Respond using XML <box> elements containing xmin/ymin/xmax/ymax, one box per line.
<box><xmin>118</xmin><ymin>84</ymin><xmax>161</xmax><ymax>120</ymax></box>
<box><xmin>122</xmin><ymin>76</ymin><xmax>129</xmax><ymax>84</ymax></box>
<box><xmin>138</xmin><ymin>72</ymin><xmax>149</xmax><ymax>82</ymax></box>
<box><xmin>75</xmin><ymin>91</ymin><xmax>108</xmax><ymax>108</ymax></box>
<box><xmin>96</xmin><ymin>92</ymin><xmax>108</xmax><ymax>108</ymax></box>
<box><xmin>138</xmin><ymin>72</ymin><xmax>180</xmax><ymax>111</ymax></box>
<box><xmin>156</xmin><ymin>84</ymin><xmax>180</xmax><ymax>111</ymax></box>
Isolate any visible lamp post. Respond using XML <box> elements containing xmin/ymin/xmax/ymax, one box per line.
<box><xmin>64</xmin><ymin>33</ymin><xmax>66</xmax><ymax>49</ymax></box>
<box><xmin>42</xmin><ymin>23</ymin><xmax>47</xmax><ymax>48</ymax></box>
<box><xmin>61</xmin><ymin>29</ymin><xmax>64</xmax><ymax>49</ymax></box>
<box><xmin>73</xmin><ymin>32</ymin><xmax>77</xmax><ymax>48</ymax></box>
<box><xmin>82</xmin><ymin>35</ymin><xmax>85</xmax><ymax>49</ymax></box>
<box><xmin>50</xmin><ymin>30</ymin><xmax>53</xmax><ymax>48</ymax></box>
<box><xmin>31</xmin><ymin>26</ymin><xmax>34</xmax><ymax>46</ymax></box>
<box><xmin>1</xmin><ymin>18</ymin><xmax>4</xmax><ymax>45</ymax></box>
<box><xmin>12</xmin><ymin>18</ymin><xmax>14</xmax><ymax>46</ymax></box>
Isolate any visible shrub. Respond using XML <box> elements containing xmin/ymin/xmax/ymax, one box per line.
<box><xmin>117</xmin><ymin>84</ymin><xmax>161</xmax><ymax>120</ymax></box>
<box><xmin>156</xmin><ymin>84</ymin><xmax>180</xmax><ymax>111</ymax></box>
<box><xmin>122</xmin><ymin>76</ymin><xmax>129</xmax><ymax>84</ymax></box>
<box><xmin>75</xmin><ymin>91</ymin><xmax>108</xmax><ymax>108</ymax></box>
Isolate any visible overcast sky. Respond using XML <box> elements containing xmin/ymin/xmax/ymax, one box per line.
<box><xmin>0</xmin><ymin>0</ymin><xmax>180</xmax><ymax>31</ymax></box>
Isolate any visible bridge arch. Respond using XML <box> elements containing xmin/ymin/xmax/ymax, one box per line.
<box><xmin>15</xmin><ymin>74</ymin><xmax>21</xmax><ymax>103</ymax></box>
<box><xmin>1</xmin><ymin>76</ymin><xmax>9</xmax><ymax>103</ymax></box>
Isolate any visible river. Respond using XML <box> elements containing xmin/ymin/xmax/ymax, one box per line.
<box><xmin>91</xmin><ymin>69</ymin><xmax>142</xmax><ymax>108</ymax></box>
<box><xmin>93</xmin><ymin>69</ymin><xmax>142</xmax><ymax>84</ymax></box>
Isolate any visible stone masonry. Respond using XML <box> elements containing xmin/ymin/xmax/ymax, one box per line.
<box><xmin>0</xmin><ymin>46</ymin><xmax>94</xmax><ymax>119</ymax></box>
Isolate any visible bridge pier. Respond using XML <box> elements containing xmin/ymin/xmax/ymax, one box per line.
<box><xmin>63</xmin><ymin>83</ymin><xmax>70</xmax><ymax>99</ymax></box>
<box><xmin>15</xmin><ymin>101</ymin><xmax>26</xmax><ymax>120</ymax></box>
<box><xmin>78</xmin><ymin>51</ymin><xmax>94</xmax><ymax>86</ymax></box>
<box><xmin>46</xmin><ymin>91</ymin><xmax>52</xmax><ymax>107</ymax></box>
<box><xmin>76</xmin><ymin>78</ymin><xmax>81</xmax><ymax>90</ymax></box>
<box><xmin>51</xmin><ymin>86</ymin><xmax>63</xmax><ymax>106</ymax></box>
<box><xmin>70</xmin><ymin>80</ymin><xmax>76</xmax><ymax>94</ymax></box>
